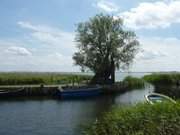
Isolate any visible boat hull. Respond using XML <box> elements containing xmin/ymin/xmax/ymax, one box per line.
<box><xmin>0</xmin><ymin>88</ymin><xmax>24</xmax><ymax>98</ymax></box>
<box><xmin>57</xmin><ymin>86</ymin><xmax>102</xmax><ymax>98</ymax></box>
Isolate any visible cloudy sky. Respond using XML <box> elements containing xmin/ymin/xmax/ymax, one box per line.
<box><xmin>0</xmin><ymin>0</ymin><xmax>180</xmax><ymax>72</ymax></box>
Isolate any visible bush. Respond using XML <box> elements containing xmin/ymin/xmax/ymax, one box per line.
<box><xmin>143</xmin><ymin>73</ymin><xmax>180</xmax><ymax>86</ymax></box>
<box><xmin>84</xmin><ymin>102</ymin><xmax>180</xmax><ymax>135</ymax></box>
<box><xmin>122</xmin><ymin>76</ymin><xmax>145</xmax><ymax>89</ymax></box>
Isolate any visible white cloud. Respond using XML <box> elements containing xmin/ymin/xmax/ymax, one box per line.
<box><xmin>11</xmin><ymin>21</ymin><xmax>77</xmax><ymax>71</ymax></box>
<box><xmin>96</xmin><ymin>0</ymin><xmax>119</xmax><ymax>12</ymax></box>
<box><xmin>18</xmin><ymin>21</ymin><xmax>76</xmax><ymax>55</ymax></box>
<box><xmin>18</xmin><ymin>21</ymin><xmax>60</xmax><ymax>34</ymax></box>
<box><xmin>5</xmin><ymin>46</ymin><xmax>32</xmax><ymax>56</ymax></box>
<box><xmin>131</xmin><ymin>37</ymin><xmax>180</xmax><ymax>72</ymax></box>
<box><xmin>0</xmin><ymin>22</ymin><xmax>78</xmax><ymax>72</ymax></box>
<box><xmin>119</xmin><ymin>0</ymin><xmax>180</xmax><ymax>29</ymax></box>
<box><xmin>0</xmin><ymin>40</ymin><xmax>77</xmax><ymax>72</ymax></box>
<box><xmin>47</xmin><ymin>52</ymin><xmax>73</xmax><ymax>66</ymax></box>
<box><xmin>136</xmin><ymin>49</ymin><xmax>167</xmax><ymax>60</ymax></box>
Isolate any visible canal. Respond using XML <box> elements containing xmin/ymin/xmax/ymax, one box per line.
<box><xmin>0</xmin><ymin>86</ymin><xmax>154</xmax><ymax>135</ymax></box>
<box><xmin>0</xmin><ymin>72</ymin><xmax>153</xmax><ymax>135</ymax></box>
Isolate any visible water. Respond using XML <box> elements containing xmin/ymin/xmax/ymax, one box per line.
<box><xmin>74</xmin><ymin>71</ymin><xmax>151</xmax><ymax>81</ymax></box>
<box><xmin>0</xmin><ymin>72</ymin><xmax>153</xmax><ymax>135</ymax></box>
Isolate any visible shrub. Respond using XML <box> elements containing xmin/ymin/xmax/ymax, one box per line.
<box><xmin>143</xmin><ymin>73</ymin><xmax>180</xmax><ymax>86</ymax></box>
<box><xmin>122</xmin><ymin>76</ymin><xmax>145</xmax><ymax>89</ymax></box>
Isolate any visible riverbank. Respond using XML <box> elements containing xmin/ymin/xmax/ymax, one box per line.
<box><xmin>0</xmin><ymin>84</ymin><xmax>139</xmax><ymax>98</ymax></box>
<box><xmin>0</xmin><ymin>85</ymin><xmax>59</xmax><ymax>99</ymax></box>
<box><xmin>84</xmin><ymin>102</ymin><xmax>180</xmax><ymax>135</ymax></box>
<box><xmin>0</xmin><ymin>75</ymin><xmax>146</xmax><ymax>98</ymax></box>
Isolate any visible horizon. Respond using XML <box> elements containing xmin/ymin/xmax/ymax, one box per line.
<box><xmin>0</xmin><ymin>0</ymin><xmax>180</xmax><ymax>72</ymax></box>
<box><xmin>0</xmin><ymin>71</ymin><xmax>179</xmax><ymax>74</ymax></box>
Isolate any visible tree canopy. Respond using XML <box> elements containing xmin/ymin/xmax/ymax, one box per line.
<box><xmin>73</xmin><ymin>14</ymin><xmax>140</xmax><ymax>84</ymax></box>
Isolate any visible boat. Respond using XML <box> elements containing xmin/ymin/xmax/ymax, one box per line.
<box><xmin>145</xmin><ymin>93</ymin><xmax>176</xmax><ymax>104</ymax></box>
<box><xmin>0</xmin><ymin>87</ymin><xmax>25</xmax><ymax>98</ymax></box>
<box><xmin>57</xmin><ymin>85</ymin><xmax>102</xmax><ymax>98</ymax></box>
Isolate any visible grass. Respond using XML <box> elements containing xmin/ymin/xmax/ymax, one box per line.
<box><xmin>102</xmin><ymin>76</ymin><xmax>145</xmax><ymax>94</ymax></box>
<box><xmin>143</xmin><ymin>73</ymin><xmax>180</xmax><ymax>86</ymax></box>
<box><xmin>0</xmin><ymin>72</ymin><xmax>92</xmax><ymax>85</ymax></box>
<box><xmin>122</xmin><ymin>76</ymin><xmax>145</xmax><ymax>89</ymax></box>
<box><xmin>84</xmin><ymin>102</ymin><xmax>180</xmax><ymax>135</ymax></box>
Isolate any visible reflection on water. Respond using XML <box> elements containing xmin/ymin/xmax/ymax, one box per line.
<box><xmin>0</xmin><ymin>84</ymin><xmax>154</xmax><ymax>135</ymax></box>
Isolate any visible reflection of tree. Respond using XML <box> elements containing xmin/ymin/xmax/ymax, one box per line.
<box><xmin>155</xmin><ymin>85</ymin><xmax>180</xmax><ymax>99</ymax></box>
<box><xmin>95</xmin><ymin>95</ymin><xmax>117</xmax><ymax>114</ymax></box>
<box><xmin>69</xmin><ymin>95</ymin><xmax>117</xmax><ymax>133</ymax></box>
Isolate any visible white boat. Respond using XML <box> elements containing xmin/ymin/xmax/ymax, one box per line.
<box><xmin>145</xmin><ymin>93</ymin><xmax>176</xmax><ymax>104</ymax></box>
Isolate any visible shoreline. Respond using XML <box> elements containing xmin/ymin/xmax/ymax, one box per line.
<box><xmin>0</xmin><ymin>84</ymin><xmax>133</xmax><ymax>99</ymax></box>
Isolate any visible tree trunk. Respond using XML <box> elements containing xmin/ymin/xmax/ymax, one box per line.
<box><xmin>110</xmin><ymin>57</ymin><xmax>115</xmax><ymax>84</ymax></box>
<box><xmin>90</xmin><ymin>56</ymin><xmax>115</xmax><ymax>85</ymax></box>
<box><xmin>90</xmin><ymin>70</ymin><xmax>111</xmax><ymax>85</ymax></box>
<box><xmin>110</xmin><ymin>65</ymin><xmax>115</xmax><ymax>84</ymax></box>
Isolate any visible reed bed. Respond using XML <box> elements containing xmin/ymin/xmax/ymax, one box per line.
<box><xmin>122</xmin><ymin>76</ymin><xmax>145</xmax><ymax>89</ymax></box>
<box><xmin>0</xmin><ymin>72</ymin><xmax>92</xmax><ymax>85</ymax></box>
<box><xmin>143</xmin><ymin>73</ymin><xmax>180</xmax><ymax>86</ymax></box>
<box><xmin>84</xmin><ymin>102</ymin><xmax>180</xmax><ymax>135</ymax></box>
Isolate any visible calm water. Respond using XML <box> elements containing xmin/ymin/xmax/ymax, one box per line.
<box><xmin>0</xmin><ymin>72</ymin><xmax>153</xmax><ymax>135</ymax></box>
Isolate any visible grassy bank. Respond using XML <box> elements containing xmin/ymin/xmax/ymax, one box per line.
<box><xmin>84</xmin><ymin>102</ymin><xmax>180</xmax><ymax>135</ymax></box>
<box><xmin>143</xmin><ymin>73</ymin><xmax>180</xmax><ymax>86</ymax></box>
<box><xmin>0</xmin><ymin>72</ymin><xmax>92</xmax><ymax>85</ymax></box>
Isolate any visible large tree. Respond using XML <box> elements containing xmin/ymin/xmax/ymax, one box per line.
<box><xmin>73</xmin><ymin>14</ymin><xmax>140</xmax><ymax>84</ymax></box>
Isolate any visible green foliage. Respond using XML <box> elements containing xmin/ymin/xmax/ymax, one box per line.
<box><xmin>143</xmin><ymin>73</ymin><xmax>180</xmax><ymax>85</ymax></box>
<box><xmin>0</xmin><ymin>72</ymin><xmax>92</xmax><ymax>85</ymax></box>
<box><xmin>73</xmin><ymin>14</ymin><xmax>139</xmax><ymax>83</ymax></box>
<box><xmin>122</xmin><ymin>76</ymin><xmax>145</xmax><ymax>89</ymax></box>
<box><xmin>84</xmin><ymin>102</ymin><xmax>180</xmax><ymax>135</ymax></box>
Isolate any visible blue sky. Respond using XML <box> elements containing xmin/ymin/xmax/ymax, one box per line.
<box><xmin>0</xmin><ymin>0</ymin><xmax>180</xmax><ymax>72</ymax></box>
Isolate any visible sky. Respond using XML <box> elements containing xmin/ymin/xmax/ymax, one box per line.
<box><xmin>0</xmin><ymin>0</ymin><xmax>180</xmax><ymax>72</ymax></box>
